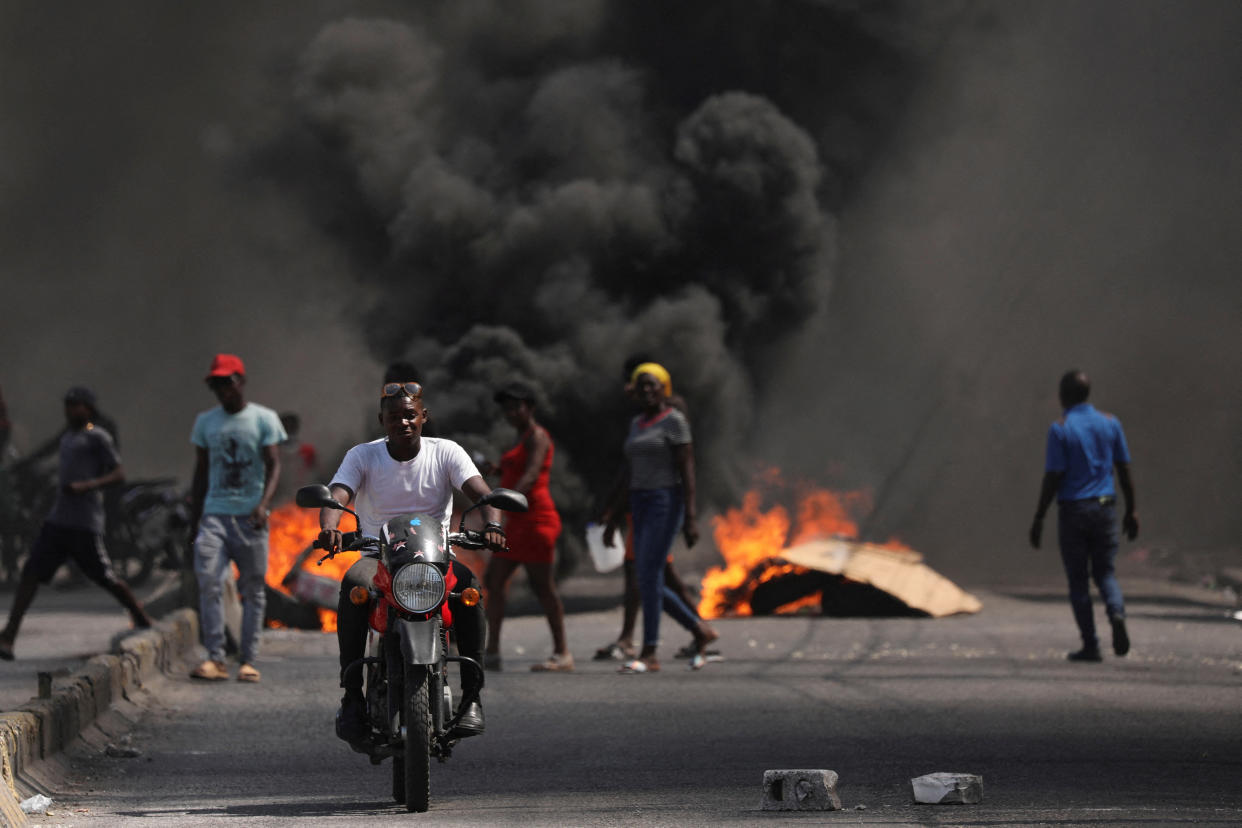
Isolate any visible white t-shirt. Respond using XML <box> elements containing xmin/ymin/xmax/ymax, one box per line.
<box><xmin>329</xmin><ymin>437</ymin><xmax>482</xmax><ymax>536</ymax></box>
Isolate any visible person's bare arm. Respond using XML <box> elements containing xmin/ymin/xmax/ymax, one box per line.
<box><xmin>511</xmin><ymin>427</ymin><xmax>550</xmax><ymax>495</ymax></box>
<box><xmin>1028</xmin><ymin>471</ymin><xmax>1062</xmax><ymax>549</ymax></box>
<box><xmin>316</xmin><ymin>484</ymin><xmax>354</xmax><ymax>553</ymax></box>
<box><xmin>675</xmin><ymin>442</ymin><xmax>699</xmax><ymax>547</ymax></box>
<box><xmin>461</xmin><ymin>475</ymin><xmax>505</xmax><ymax>550</ymax></box>
<box><xmin>189</xmin><ymin>446</ymin><xmax>209</xmax><ymax>536</ymax></box>
<box><xmin>67</xmin><ymin>463</ymin><xmax>125</xmax><ymax>495</ymax></box>
<box><xmin>599</xmin><ymin>460</ymin><xmax>631</xmax><ymax>547</ymax></box>
<box><xmin>1115</xmin><ymin>462</ymin><xmax>1139</xmax><ymax>540</ymax></box>
<box><xmin>250</xmin><ymin>444</ymin><xmax>281</xmax><ymax>529</ymax></box>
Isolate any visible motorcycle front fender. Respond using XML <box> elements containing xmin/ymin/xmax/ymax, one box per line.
<box><xmin>396</xmin><ymin>617</ymin><xmax>442</xmax><ymax>665</ymax></box>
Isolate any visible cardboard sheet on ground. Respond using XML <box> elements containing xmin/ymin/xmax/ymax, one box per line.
<box><xmin>778</xmin><ymin>539</ymin><xmax>982</xmax><ymax>617</ymax></box>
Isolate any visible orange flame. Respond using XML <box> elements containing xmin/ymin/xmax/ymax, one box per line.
<box><xmin>265</xmin><ymin>502</ymin><xmax>357</xmax><ymax>631</ymax></box>
<box><xmin>697</xmin><ymin>470</ymin><xmax>898</xmax><ymax>618</ymax></box>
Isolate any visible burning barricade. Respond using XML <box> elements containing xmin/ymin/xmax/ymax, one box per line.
<box><xmin>263</xmin><ymin>502</ymin><xmax>357</xmax><ymax>631</ymax></box>
<box><xmin>698</xmin><ymin>481</ymin><xmax>980</xmax><ymax>619</ymax></box>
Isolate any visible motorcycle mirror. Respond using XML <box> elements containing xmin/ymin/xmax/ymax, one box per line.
<box><xmin>295</xmin><ymin>484</ymin><xmax>341</xmax><ymax>510</ymax></box>
<box><xmin>476</xmin><ymin>487</ymin><xmax>529</xmax><ymax>513</ymax></box>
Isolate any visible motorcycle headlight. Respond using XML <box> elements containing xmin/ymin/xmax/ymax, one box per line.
<box><xmin>391</xmin><ymin>562</ymin><xmax>446</xmax><ymax>614</ymax></box>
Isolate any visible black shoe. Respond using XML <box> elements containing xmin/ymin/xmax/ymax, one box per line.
<box><xmin>1067</xmin><ymin>646</ymin><xmax>1103</xmax><ymax>662</ymax></box>
<box><xmin>1110</xmin><ymin>617</ymin><xmax>1130</xmax><ymax>656</ymax></box>
<box><xmin>451</xmin><ymin>701</ymin><xmax>485</xmax><ymax>738</ymax></box>
<box><xmin>335</xmin><ymin>693</ymin><xmax>369</xmax><ymax>749</ymax></box>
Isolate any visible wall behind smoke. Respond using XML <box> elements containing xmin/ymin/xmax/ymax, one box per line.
<box><xmin>0</xmin><ymin>2</ymin><xmax>405</xmax><ymax>478</ymax></box>
<box><xmin>760</xmin><ymin>1</ymin><xmax>1242</xmax><ymax>582</ymax></box>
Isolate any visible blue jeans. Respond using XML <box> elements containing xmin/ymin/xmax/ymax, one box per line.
<box><xmin>630</xmin><ymin>487</ymin><xmax>700</xmax><ymax>649</ymax></box>
<box><xmin>1057</xmin><ymin>499</ymin><xmax>1126</xmax><ymax>648</ymax></box>
<box><xmin>195</xmin><ymin>514</ymin><xmax>269</xmax><ymax>664</ymax></box>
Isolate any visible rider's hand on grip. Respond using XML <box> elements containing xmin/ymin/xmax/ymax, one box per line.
<box><xmin>316</xmin><ymin>528</ymin><xmax>343</xmax><ymax>555</ymax></box>
<box><xmin>483</xmin><ymin>522</ymin><xmax>507</xmax><ymax>553</ymax></box>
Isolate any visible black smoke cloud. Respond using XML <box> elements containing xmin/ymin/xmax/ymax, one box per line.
<box><xmin>26</xmin><ymin>3</ymin><xmax>1236</xmax><ymax>588</ymax></box>
<box><xmin>254</xmin><ymin>2</ymin><xmax>954</xmax><ymax>528</ymax></box>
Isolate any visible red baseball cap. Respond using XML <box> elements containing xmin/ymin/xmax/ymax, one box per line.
<box><xmin>205</xmin><ymin>353</ymin><xmax>246</xmax><ymax>379</ymax></box>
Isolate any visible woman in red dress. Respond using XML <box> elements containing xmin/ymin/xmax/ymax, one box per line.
<box><xmin>482</xmin><ymin>382</ymin><xmax>572</xmax><ymax>672</ymax></box>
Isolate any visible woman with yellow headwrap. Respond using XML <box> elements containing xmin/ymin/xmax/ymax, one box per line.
<box><xmin>600</xmin><ymin>362</ymin><xmax>718</xmax><ymax>673</ymax></box>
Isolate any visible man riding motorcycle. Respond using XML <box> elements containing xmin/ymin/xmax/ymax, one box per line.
<box><xmin>317</xmin><ymin>381</ymin><xmax>504</xmax><ymax>747</ymax></box>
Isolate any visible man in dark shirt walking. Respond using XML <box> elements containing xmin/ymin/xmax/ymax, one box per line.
<box><xmin>0</xmin><ymin>387</ymin><xmax>152</xmax><ymax>659</ymax></box>
<box><xmin>1029</xmin><ymin>370</ymin><xmax>1139</xmax><ymax>662</ymax></box>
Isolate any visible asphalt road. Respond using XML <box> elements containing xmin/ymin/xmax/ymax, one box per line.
<box><xmin>20</xmin><ymin>572</ymin><xmax>1242</xmax><ymax>827</ymax></box>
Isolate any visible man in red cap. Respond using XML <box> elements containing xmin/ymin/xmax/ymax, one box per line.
<box><xmin>188</xmin><ymin>354</ymin><xmax>285</xmax><ymax>682</ymax></box>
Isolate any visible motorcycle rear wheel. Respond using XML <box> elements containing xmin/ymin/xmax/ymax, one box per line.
<box><xmin>402</xmin><ymin>663</ymin><xmax>432</xmax><ymax>812</ymax></box>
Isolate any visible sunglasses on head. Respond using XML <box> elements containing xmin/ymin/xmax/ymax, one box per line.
<box><xmin>381</xmin><ymin>381</ymin><xmax>423</xmax><ymax>399</ymax></box>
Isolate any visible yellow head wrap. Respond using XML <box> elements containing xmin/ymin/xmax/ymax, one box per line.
<box><xmin>630</xmin><ymin>362</ymin><xmax>672</xmax><ymax>397</ymax></box>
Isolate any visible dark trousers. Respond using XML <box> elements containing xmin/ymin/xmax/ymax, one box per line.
<box><xmin>337</xmin><ymin>556</ymin><xmax>486</xmax><ymax>694</ymax></box>
<box><xmin>1057</xmin><ymin>499</ymin><xmax>1126</xmax><ymax>648</ymax></box>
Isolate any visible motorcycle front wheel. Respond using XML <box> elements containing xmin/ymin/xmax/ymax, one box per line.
<box><xmin>401</xmin><ymin>662</ymin><xmax>432</xmax><ymax>812</ymax></box>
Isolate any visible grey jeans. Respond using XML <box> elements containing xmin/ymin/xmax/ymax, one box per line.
<box><xmin>194</xmin><ymin>514</ymin><xmax>268</xmax><ymax>664</ymax></box>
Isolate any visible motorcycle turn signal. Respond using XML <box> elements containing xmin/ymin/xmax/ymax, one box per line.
<box><xmin>459</xmin><ymin>587</ymin><xmax>481</xmax><ymax>607</ymax></box>
<box><xmin>349</xmin><ymin>585</ymin><xmax>370</xmax><ymax>606</ymax></box>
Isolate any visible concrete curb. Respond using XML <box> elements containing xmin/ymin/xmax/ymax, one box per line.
<box><xmin>0</xmin><ymin>608</ymin><xmax>198</xmax><ymax>826</ymax></box>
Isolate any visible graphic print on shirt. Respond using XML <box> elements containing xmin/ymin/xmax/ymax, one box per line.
<box><xmin>218</xmin><ymin>435</ymin><xmax>253</xmax><ymax>492</ymax></box>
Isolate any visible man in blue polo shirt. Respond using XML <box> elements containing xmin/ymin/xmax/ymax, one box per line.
<box><xmin>1029</xmin><ymin>370</ymin><xmax>1139</xmax><ymax>662</ymax></box>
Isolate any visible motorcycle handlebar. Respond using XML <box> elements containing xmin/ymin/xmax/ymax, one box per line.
<box><xmin>310</xmin><ymin>529</ymin><xmax>497</xmax><ymax>558</ymax></box>
<box><xmin>311</xmin><ymin>531</ymin><xmax>377</xmax><ymax>559</ymax></box>
<box><xmin>448</xmin><ymin>530</ymin><xmax>488</xmax><ymax>550</ymax></box>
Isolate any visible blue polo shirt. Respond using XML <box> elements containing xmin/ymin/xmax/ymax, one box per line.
<box><xmin>1044</xmin><ymin>403</ymin><xmax>1131</xmax><ymax>502</ymax></box>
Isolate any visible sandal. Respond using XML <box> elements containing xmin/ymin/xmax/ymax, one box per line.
<box><xmin>531</xmin><ymin>653</ymin><xmax>575</xmax><ymax>672</ymax></box>
<box><xmin>690</xmin><ymin>653</ymin><xmax>725</xmax><ymax>671</ymax></box>
<box><xmin>593</xmin><ymin>641</ymin><xmax>636</xmax><ymax>661</ymax></box>
<box><xmin>675</xmin><ymin>640</ymin><xmax>721</xmax><ymax>659</ymax></box>
<box><xmin>618</xmin><ymin>658</ymin><xmax>659</xmax><ymax>674</ymax></box>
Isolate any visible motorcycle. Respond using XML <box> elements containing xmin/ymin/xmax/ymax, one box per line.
<box><xmin>294</xmin><ymin>483</ymin><xmax>528</xmax><ymax>813</ymax></box>
<box><xmin>106</xmin><ymin>478</ymin><xmax>189</xmax><ymax>585</ymax></box>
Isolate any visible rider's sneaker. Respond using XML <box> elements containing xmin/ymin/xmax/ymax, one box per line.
<box><xmin>451</xmin><ymin>701</ymin><xmax>485</xmax><ymax>738</ymax></box>
<box><xmin>336</xmin><ymin>692</ymin><xmax>369</xmax><ymax>750</ymax></box>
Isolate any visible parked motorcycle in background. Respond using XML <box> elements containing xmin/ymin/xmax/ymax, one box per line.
<box><xmin>295</xmin><ymin>483</ymin><xmax>528</xmax><ymax>813</ymax></box>
<box><xmin>0</xmin><ymin>453</ymin><xmax>185</xmax><ymax>587</ymax></box>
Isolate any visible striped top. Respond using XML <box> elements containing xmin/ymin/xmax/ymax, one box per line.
<box><xmin>624</xmin><ymin>407</ymin><xmax>692</xmax><ymax>490</ymax></box>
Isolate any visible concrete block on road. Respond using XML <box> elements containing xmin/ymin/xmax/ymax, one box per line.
<box><xmin>761</xmin><ymin>769</ymin><xmax>842</xmax><ymax>811</ymax></box>
<box><xmin>912</xmin><ymin>772</ymin><xmax>983</xmax><ymax>804</ymax></box>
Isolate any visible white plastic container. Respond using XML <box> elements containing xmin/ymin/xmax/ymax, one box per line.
<box><xmin>585</xmin><ymin>522</ymin><xmax>624</xmax><ymax>573</ymax></box>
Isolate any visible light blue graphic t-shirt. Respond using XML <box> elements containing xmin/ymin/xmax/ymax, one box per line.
<box><xmin>191</xmin><ymin>403</ymin><xmax>286</xmax><ymax>515</ymax></box>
